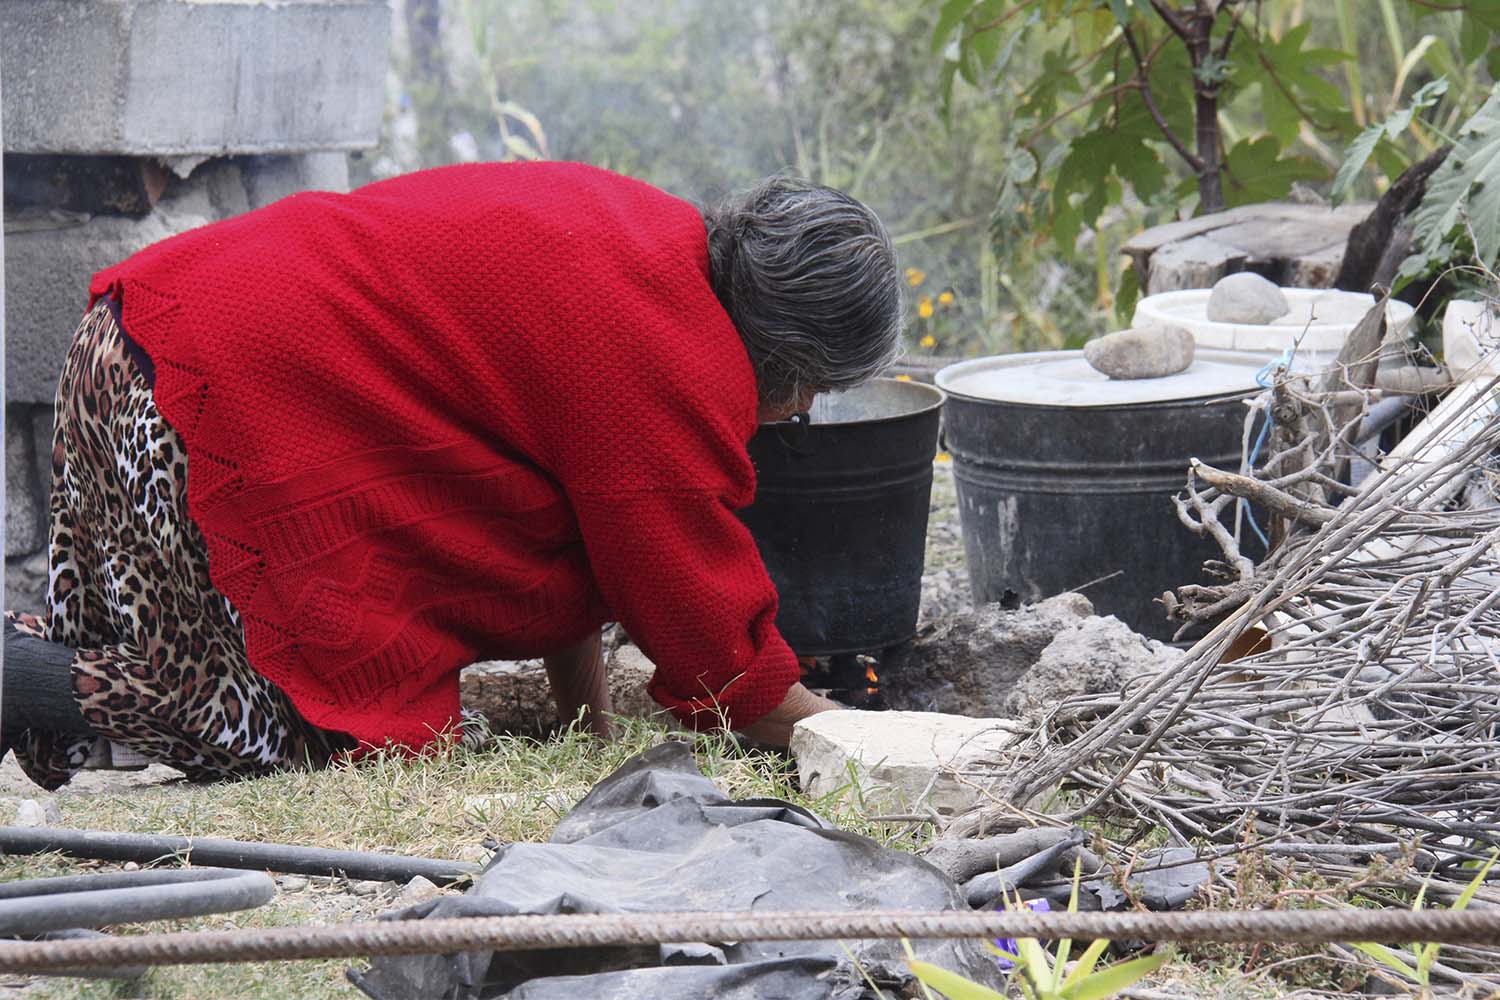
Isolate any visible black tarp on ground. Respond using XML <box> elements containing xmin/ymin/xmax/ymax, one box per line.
<box><xmin>349</xmin><ymin>741</ymin><xmax>1007</xmax><ymax>999</ymax></box>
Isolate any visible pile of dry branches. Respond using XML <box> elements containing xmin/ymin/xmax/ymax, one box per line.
<box><xmin>948</xmin><ymin>300</ymin><xmax>1500</xmax><ymax>978</ymax></box>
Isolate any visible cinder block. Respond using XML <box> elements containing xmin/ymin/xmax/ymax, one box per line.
<box><xmin>4</xmin><ymin>203</ymin><xmax>211</xmax><ymax>404</ymax></box>
<box><xmin>2</xmin><ymin>1</ymin><xmax>391</xmax><ymax>155</ymax></box>
<box><xmin>243</xmin><ymin>152</ymin><xmax>351</xmax><ymax>210</ymax></box>
<box><xmin>5</xmin><ymin>408</ymin><xmax>43</xmax><ymax>557</ymax></box>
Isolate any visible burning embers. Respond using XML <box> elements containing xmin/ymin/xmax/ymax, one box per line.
<box><xmin>799</xmin><ymin>653</ymin><xmax>882</xmax><ymax>708</ymax></box>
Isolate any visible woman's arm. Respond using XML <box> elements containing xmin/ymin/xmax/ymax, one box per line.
<box><xmin>736</xmin><ymin>682</ymin><xmax>841</xmax><ymax>748</ymax></box>
<box><xmin>543</xmin><ymin>628</ymin><xmax>612</xmax><ymax>737</ymax></box>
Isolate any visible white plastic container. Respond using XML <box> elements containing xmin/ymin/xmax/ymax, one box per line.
<box><xmin>1133</xmin><ymin>288</ymin><xmax>1415</xmax><ymax>365</ymax></box>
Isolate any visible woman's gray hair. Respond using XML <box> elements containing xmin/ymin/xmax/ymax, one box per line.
<box><xmin>703</xmin><ymin>177</ymin><xmax>903</xmax><ymax>411</ymax></box>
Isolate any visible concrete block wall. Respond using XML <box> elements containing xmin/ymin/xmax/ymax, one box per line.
<box><xmin>3</xmin><ymin>1</ymin><xmax>392</xmax><ymax>610</ymax></box>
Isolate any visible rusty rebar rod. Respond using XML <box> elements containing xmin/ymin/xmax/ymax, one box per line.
<box><xmin>2</xmin><ymin>907</ymin><xmax>1500</xmax><ymax>973</ymax></box>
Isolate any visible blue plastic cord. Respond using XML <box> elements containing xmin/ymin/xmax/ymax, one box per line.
<box><xmin>1240</xmin><ymin>349</ymin><xmax>1294</xmax><ymax>551</ymax></box>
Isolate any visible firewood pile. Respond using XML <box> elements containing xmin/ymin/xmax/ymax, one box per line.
<box><xmin>948</xmin><ymin>297</ymin><xmax>1500</xmax><ymax>983</ymax></box>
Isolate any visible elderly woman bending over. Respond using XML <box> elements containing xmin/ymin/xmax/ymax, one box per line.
<box><xmin>1</xmin><ymin>162</ymin><xmax>902</xmax><ymax>788</ymax></box>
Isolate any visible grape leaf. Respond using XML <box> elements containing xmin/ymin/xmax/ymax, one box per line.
<box><xmin>1222</xmin><ymin>137</ymin><xmax>1327</xmax><ymax>207</ymax></box>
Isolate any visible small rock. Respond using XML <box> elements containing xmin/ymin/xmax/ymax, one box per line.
<box><xmin>277</xmin><ymin>875</ymin><xmax>310</xmax><ymax>892</ymax></box>
<box><xmin>456</xmin><ymin>843</ymin><xmax>494</xmax><ymax>867</ymax></box>
<box><xmin>122</xmin><ymin>861</ymin><xmax>140</xmax><ymax>872</ymax></box>
<box><xmin>1205</xmin><ymin>272</ymin><xmax>1290</xmax><ymax>324</ymax></box>
<box><xmin>14</xmin><ymin>798</ymin><xmax>61</xmax><ymax>827</ymax></box>
<box><xmin>394</xmin><ymin>875</ymin><xmax>443</xmax><ymax>908</ymax></box>
<box><xmin>1083</xmin><ymin>326</ymin><xmax>1195</xmax><ymax>380</ymax></box>
<box><xmin>790</xmin><ymin>710</ymin><xmax>1026</xmax><ymax>815</ymax></box>
<box><xmin>347</xmin><ymin>879</ymin><xmax>385</xmax><ymax>897</ymax></box>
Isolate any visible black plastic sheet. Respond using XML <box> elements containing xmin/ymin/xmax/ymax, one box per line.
<box><xmin>350</xmin><ymin>742</ymin><xmax>1007</xmax><ymax>999</ymax></box>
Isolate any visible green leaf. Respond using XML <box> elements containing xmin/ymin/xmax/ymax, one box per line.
<box><xmin>1063</xmin><ymin>952</ymin><xmax>1169</xmax><ymax>1000</ymax></box>
<box><xmin>1223</xmin><ymin>137</ymin><xmax>1327</xmax><ymax>207</ymax></box>
<box><xmin>1450</xmin><ymin>849</ymin><xmax>1499</xmax><ymax>912</ymax></box>
<box><xmin>1061</xmin><ymin>938</ymin><xmax>1113</xmax><ymax>992</ymax></box>
<box><xmin>1107</xmin><ymin>0</ymin><xmax>1132</xmax><ymax>26</ymax></box>
<box><xmin>933</xmin><ymin>0</ymin><xmax>974</xmax><ymax>52</ymax></box>
<box><xmin>906</xmin><ymin>960</ymin><xmax>1011</xmax><ymax>1000</ymax></box>
<box><xmin>1460</xmin><ymin>14</ymin><xmax>1489</xmax><ymax>64</ymax></box>
<box><xmin>1415</xmin><ymin>940</ymin><xmax>1439</xmax><ymax>985</ymax></box>
<box><xmin>1351</xmin><ymin>941</ymin><xmax>1418</xmax><ymax>978</ymax></box>
<box><xmin>1332</xmin><ymin>124</ymin><xmax>1384</xmax><ymax>206</ymax></box>
<box><xmin>1114</xmin><ymin>260</ymin><xmax>1140</xmax><ymax>327</ymax></box>
<box><xmin>1243</xmin><ymin>22</ymin><xmax>1353</xmax><ymax>146</ymax></box>
<box><xmin>1412</xmin><ymin>87</ymin><xmax>1500</xmax><ymax>266</ymax></box>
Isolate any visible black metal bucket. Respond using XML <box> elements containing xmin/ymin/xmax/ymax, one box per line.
<box><xmin>739</xmin><ymin>378</ymin><xmax>945</xmax><ymax>656</ymax></box>
<box><xmin>936</xmin><ymin>350</ymin><xmax>1266</xmax><ymax>641</ymax></box>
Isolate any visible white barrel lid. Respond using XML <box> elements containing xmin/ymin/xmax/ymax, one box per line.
<box><xmin>1132</xmin><ymin>288</ymin><xmax>1415</xmax><ymax>354</ymax></box>
<box><xmin>936</xmin><ymin>348</ymin><xmax>1270</xmax><ymax>407</ymax></box>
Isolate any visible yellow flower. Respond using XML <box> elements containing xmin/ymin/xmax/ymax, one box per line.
<box><xmin>938</xmin><ymin>291</ymin><xmax>955</xmax><ymax>306</ymax></box>
<box><xmin>905</xmin><ymin>267</ymin><xmax>926</xmax><ymax>287</ymax></box>
<box><xmin>920</xmin><ymin>334</ymin><xmax>936</xmax><ymax>348</ymax></box>
<box><xmin>917</xmin><ymin>296</ymin><xmax>934</xmax><ymax>319</ymax></box>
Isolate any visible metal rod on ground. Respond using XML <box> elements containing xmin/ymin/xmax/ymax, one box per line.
<box><xmin>0</xmin><ymin>827</ymin><xmax>481</xmax><ymax>886</ymax></box>
<box><xmin>1</xmin><ymin>907</ymin><xmax>1500</xmax><ymax>973</ymax></box>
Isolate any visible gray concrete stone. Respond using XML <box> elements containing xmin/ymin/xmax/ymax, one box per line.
<box><xmin>999</xmin><ymin>616</ymin><xmax>1176</xmax><ymax>719</ymax></box>
<box><xmin>880</xmin><ymin>594</ymin><xmax>1094</xmax><ymax>717</ymax></box>
<box><xmin>2</xmin><ymin>1</ymin><xmax>391</xmax><ymax>156</ymax></box>
<box><xmin>32</xmin><ymin>403</ymin><xmax>55</xmax><ymax>509</ymax></box>
<box><xmin>1083</xmin><ymin>326</ymin><xmax>1195</xmax><ymax>380</ymax></box>
<box><xmin>791</xmin><ymin>710</ymin><xmax>1026</xmax><ymax>816</ymax></box>
<box><xmin>4</xmin><ymin>196</ymin><xmax>211</xmax><ymax>403</ymax></box>
<box><xmin>1205</xmin><ymin>272</ymin><xmax>1292</xmax><ymax>324</ymax></box>
<box><xmin>4</xmin><ymin>409</ymin><xmax>42</xmax><ymax>557</ymax></box>
<box><xmin>880</xmin><ymin>595</ymin><xmax>1173</xmax><ymax>723</ymax></box>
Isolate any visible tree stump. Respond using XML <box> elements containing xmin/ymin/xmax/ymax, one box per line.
<box><xmin>1123</xmin><ymin>201</ymin><xmax>1374</xmax><ymax>296</ymax></box>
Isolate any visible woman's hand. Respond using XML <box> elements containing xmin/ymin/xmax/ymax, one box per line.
<box><xmin>736</xmin><ymin>682</ymin><xmax>841</xmax><ymax>748</ymax></box>
<box><xmin>543</xmin><ymin>629</ymin><xmax>612</xmax><ymax>737</ymax></box>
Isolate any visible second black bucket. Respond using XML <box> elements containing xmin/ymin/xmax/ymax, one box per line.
<box><xmin>739</xmin><ymin>378</ymin><xmax>945</xmax><ymax>656</ymax></box>
<box><xmin>936</xmin><ymin>349</ymin><xmax>1267</xmax><ymax>641</ymax></box>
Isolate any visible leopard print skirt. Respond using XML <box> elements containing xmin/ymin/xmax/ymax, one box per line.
<box><xmin>8</xmin><ymin>301</ymin><xmax>354</xmax><ymax>789</ymax></box>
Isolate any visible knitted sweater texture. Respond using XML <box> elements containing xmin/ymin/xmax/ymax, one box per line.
<box><xmin>89</xmin><ymin>161</ymin><xmax>801</xmax><ymax>747</ymax></box>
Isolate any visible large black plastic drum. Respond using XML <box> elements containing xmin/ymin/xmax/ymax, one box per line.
<box><xmin>739</xmin><ymin>378</ymin><xmax>944</xmax><ymax>656</ymax></box>
<box><xmin>936</xmin><ymin>349</ymin><xmax>1265</xmax><ymax>641</ymax></box>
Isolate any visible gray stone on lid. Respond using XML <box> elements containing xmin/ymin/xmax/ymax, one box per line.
<box><xmin>1205</xmin><ymin>271</ymin><xmax>1292</xmax><ymax>324</ymax></box>
<box><xmin>1083</xmin><ymin>325</ymin><xmax>1195</xmax><ymax>380</ymax></box>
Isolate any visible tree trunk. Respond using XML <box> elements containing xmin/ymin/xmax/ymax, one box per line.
<box><xmin>1189</xmin><ymin>10</ymin><xmax>1224</xmax><ymax>213</ymax></box>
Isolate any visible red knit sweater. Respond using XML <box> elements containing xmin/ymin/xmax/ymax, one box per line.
<box><xmin>88</xmin><ymin>161</ymin><xmax>801</xmax><ymax>748</ymax></box>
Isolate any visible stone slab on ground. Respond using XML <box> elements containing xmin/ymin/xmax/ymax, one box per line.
<box><xmin>1</xmin><ymin>0</ymin><xmax>390</xmax><ymax>155</ymax></box>
<box><xmin>791</xmin><ymin>710</ymin><xmax>1025</xmax><ymax>816</ymax></box>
